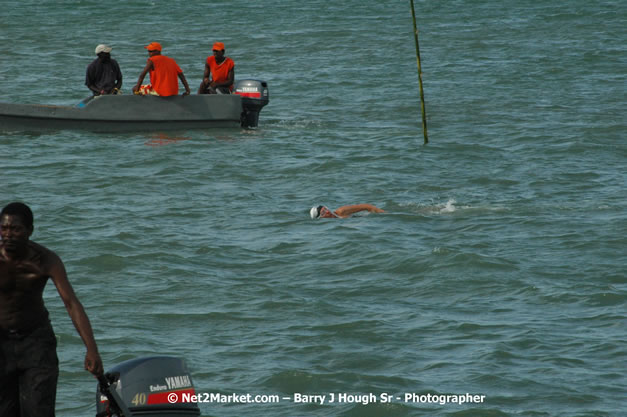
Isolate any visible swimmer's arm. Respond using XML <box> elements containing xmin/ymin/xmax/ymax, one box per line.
<box><xmin>334</xmin><ymin>204</ymin><xmax>384</xmax><ymax>217</ymax></box>
<box><xmin>48</xmin><ymin>253</ymin><xmax>103</xmax><ymax>376</ymax></box>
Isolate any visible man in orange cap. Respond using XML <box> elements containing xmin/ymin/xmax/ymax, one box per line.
<box><xmin>132</xmin><ymin>42</ymin><xmax>191</xmax><ymax>96</ymax></box>
<box><xmin>197</xmin><ymin>41</ymin><xmax>235</xmax><ymax>94</ymax></box>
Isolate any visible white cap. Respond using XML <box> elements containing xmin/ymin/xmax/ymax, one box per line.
<box><xmin>95</xmin><ymin>44</ymin><xmax>112</xmax><ymax>55</ymax></box>
<box><xmin>310</xmin><ymin>206</ymin><xmax>320</xmax><ymax>219</ymax></box>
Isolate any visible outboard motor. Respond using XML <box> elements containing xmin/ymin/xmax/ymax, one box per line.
<box><xmin>234</xmin><ymin>79</ymin><xmax>269</xmax><ymax>128</ymax></box>
<box><xmin>96</xmin><ymin>356</ymin><xmax>200</xmax><ymax>417</ymax></box>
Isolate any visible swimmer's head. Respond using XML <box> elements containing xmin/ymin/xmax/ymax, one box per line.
<box><xmin>310</xmin><ymin>205</ymin><xmax>324</xmax><ymax>219</ymax></box>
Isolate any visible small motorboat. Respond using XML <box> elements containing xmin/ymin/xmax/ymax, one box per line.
<box><xmin>0</xmin><ymin>80</ymin><xmax>269</xmax><ymax>133</ymax></box>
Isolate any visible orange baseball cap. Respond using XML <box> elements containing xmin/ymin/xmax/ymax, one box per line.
<box><xmin>144</xmin><ymin>42</ymin><xmax>162</xmax><ymax>52</ymax></box>
<box><xmin>212</xmin><ymin>42</ymin><xmax>225</xmax><ymax>51</ymax></box>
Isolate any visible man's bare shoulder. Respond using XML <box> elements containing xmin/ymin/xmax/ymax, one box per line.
<box><xmin>26</xmin><ymin>241</ymin><xmax>62</xmax><ymax>266</ymax></box>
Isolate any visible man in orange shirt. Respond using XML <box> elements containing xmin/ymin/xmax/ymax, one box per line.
<box><xmin>197</xmin><ymin>41</ymin><xmax>235</xmax><ymax>94</ymax></box>
<box><xmin>132</xmin><ymin>42</ymin><xmax>191</xmax><ymax>96</ymax></box>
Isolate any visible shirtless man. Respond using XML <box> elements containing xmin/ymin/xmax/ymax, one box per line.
<box><xmin>310</xmin><ymin>204</ymin><xmax>385</xmax><ymax>219</ymax></box>
<box><xmin>0</xmin><ymin>202</ymin><xmax>103</xmax><ymax>417</ymax></box>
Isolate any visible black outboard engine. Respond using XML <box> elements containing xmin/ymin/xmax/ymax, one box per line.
<box><xmin>96</xmin><ymin>356</ymin><xmax>200</xmax><ymax>417</ymax></box>
<box><xmin>234</xmin><ymin>79</ymin><xmax>269</xmax><ymax>128</ymax></box>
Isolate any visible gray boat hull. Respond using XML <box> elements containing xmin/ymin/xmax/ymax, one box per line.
<box><xmin>0</xmin><ymin>94</ymin><xmax>245</xmax><ymax>133</ymax></box>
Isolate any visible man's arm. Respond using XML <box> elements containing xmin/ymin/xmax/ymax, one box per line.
<box><xmin>132</xmin><ymin>59</ymin><xmax>153</xmax><ymax>93</ymax></box>
<box><xmin>114</xmin><ymin>61</ymin><xmax>123</xmax><ymax>91</ymax></box>
<box><xmin>85</xmin><ymin>65</ymin><xmax>101</xmax><ymax>95</ymax></box>
<box><xmin>198</xmin><ymin>63</ymin><xmax>211</xmax><ymax>94</ymax></box>
<box><xmin>334</xmin><ymin>204</ymin><xmax>384</xmax><ymax>218</ymax></box>
<box><xmin>86</xmin><ymin>83</ymin><xmax>101</xmax><ymax>95</ymax></box>
<box><xmin>48</xmin><ymin>252</ymin><xmax>103</xmax><ymax>376</ymax></box>
<box><xmin>178</xmin><ymin>72</ymin><xmax>191</xmax><ymax>95</ymax></box>
<box><xmin>203</xmin><ymin>63</ymin><xmax>211</xmax><ymax>86</ymax></box>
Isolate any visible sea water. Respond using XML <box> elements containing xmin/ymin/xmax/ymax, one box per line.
<box><xmin>0</xmin><ymin>1</ymin><xmax>625</xmax><ymax>416</ymax></box>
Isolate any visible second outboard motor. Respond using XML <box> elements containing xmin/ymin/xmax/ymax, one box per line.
<box><xmin>96</xmin><ymin>356</ymin><xmax>200</xmax><ymax>417</ymax></box>
<box><xmin>234</xmin><ymin>79</ymin><xmax>269</xmax><ymax>128</ymax></box>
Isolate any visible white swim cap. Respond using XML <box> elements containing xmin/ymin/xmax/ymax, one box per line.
<box><xmin>310</xmin><ymin>206</ymin><xmax>320</xmax><ymax>219</ymax></box>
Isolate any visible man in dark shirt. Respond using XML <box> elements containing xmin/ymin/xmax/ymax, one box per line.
<box><xmin>85</xmin><ymin>44</ymin><xmax>123</xmax><ymax>95</ymax></box>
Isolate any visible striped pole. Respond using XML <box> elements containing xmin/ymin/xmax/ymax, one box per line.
<box><xmin>410</xmin><ymin>0</ymin><xmax>428</xmax><ymax>144</ymax></box>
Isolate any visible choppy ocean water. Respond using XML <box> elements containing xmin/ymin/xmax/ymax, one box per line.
<box><xmin>1</xmin><ymin>1</ymin><xmax>625</xmax><ymax>416</ymax></box>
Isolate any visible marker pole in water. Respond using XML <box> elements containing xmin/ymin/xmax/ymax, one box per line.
<box><xmin>410</xmin><ymin>0</ymin><xmax>428</xmax><ymax>144</ymax></box>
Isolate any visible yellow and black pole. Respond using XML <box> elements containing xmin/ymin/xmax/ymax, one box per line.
<box><xmin>410</xmin><ymin>0</ymin><xmax>428</xmax><ymax>144</ymax></box>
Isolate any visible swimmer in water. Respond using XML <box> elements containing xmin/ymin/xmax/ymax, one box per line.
<box><xmin>310</xmin><ymin>204</ymin><xmax>384</xmax><ymax>219</ymax></box>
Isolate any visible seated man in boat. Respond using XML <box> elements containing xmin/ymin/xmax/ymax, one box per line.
<box><xmin>310</xmin><ymin>204</ymin><xmax>385</xmax><ymax>219</ymax></box>
<box><xmin>197</xmin><ymin>42</ymin><xmax>235</xmax><ymax>95</ymax></box>
<box><xmin>132</xmin><ymin>42</ymin><xmax>191</xmax><ymax>96</ymax></box>
<box><xmin>85</xmin><ymin>44</ymin><xmax>123</xmax><ymax>96</ymax></box>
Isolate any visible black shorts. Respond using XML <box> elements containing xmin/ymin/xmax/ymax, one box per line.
<box><xmin>0</xmin><ymin>323</ymin><xmax>59</xmax><ymax>417</ymax></box>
